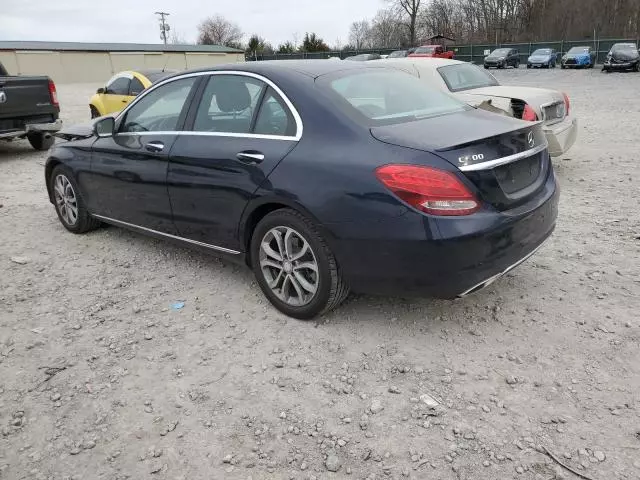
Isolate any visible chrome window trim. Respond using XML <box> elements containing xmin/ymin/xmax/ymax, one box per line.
<box><xmin>115</xmin><ymin>70</ymin><xmax>303</xmax><ymax>141</ymax></box>
<box><xmin>458</xmin><ymin>143</ymin><xmax>548</xmax><ymax>172</ymax></box>
<box><xmin>91</xmin><ymin>214</ymin><xmax>241</xmax><ymax>255</ymax></box>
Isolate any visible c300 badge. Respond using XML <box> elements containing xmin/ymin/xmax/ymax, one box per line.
<box><xmin>458</xmin><ymin>153</ymin><xmax>484</xmax><ymax>166</ymax></box>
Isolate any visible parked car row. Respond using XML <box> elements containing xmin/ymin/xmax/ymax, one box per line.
<box><xmin>49</xmin><ymin>59</ymin><xmax>564</xmax><ymax>319</ymax></box>
<box><xmin>348</xmin><ymin>43</ymin><xmax>639</xmax><ymax>72</ymax></box>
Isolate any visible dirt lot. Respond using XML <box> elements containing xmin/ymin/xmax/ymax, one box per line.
<box><xmin>1</xmin><ymin>68</ymin><xmax>639</xmax><ymax>480</ymax></box>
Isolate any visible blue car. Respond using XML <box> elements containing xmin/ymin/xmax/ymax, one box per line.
<box><xmin>45</xmin><ymin>60</ymin><xmax>558</xmax><ymax>319</ymax></box>
<box><xmin>527</xmin><ymin>48</ymin><xmax>557</xmax><ymax>68</ymax></box>
<box><xmin>561</xmin><ymin>46</ymin><xmax>596</xmax><ymax>69</ymax></box>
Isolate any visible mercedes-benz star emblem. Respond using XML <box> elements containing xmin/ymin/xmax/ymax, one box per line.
<box><xmin>527</xmin><ymin>131</ymin><xmax>535</xmax><ymax>148</ymax></box>
<box><xmin>0</xmin><ymin>91</ymin><xmax>6</xmax><ymax>104</ymax></box>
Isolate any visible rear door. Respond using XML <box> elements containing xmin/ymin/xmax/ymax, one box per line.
<box><xmin>167</xmin><ymin>72</ymin><xmax>300</xmax><ymax>252</ymax></box>
<box><xmin>87</xmin><ymin>76</ymin><xmax>200</xmax><ymax>233</ymax></box>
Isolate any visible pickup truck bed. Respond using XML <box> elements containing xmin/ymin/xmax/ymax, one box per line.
<box><xmin>0</xmin><ymin>61</ymin><xmax>61</xmax><ymax>151</ymax></box>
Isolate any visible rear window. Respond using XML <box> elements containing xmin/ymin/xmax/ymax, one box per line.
<box><xmin>612</xmin><ymin>44</ymin><xmax>637</xmax><ymax>52</ymax></box>
<box><xmin>319</xmin><ymin>69</ymin><xmax>468</xmax><ymax>126</ymax></box>
<box><xmin>145</xmin><ymin>71</ymin><xmax>176</xmax><ymax>84</ymax></box>
<box><xmin>437</xmin><ymin>63</ymin><xmax>499</xmax><ymax>92</ymax></box>
<box><xmin>414</xmin><ymin>46</ymin><xmax>436</xmax><ymax>54</ymax></box>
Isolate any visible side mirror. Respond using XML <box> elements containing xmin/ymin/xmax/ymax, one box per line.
<box><xmin>94</xmin><ymin>116</ymin><xmax>115</xmax><ymax>137</ymax></box>
<box><xmin>97</xmin><ymin>87</ymin><xmax>105</xmax><ymax>94</ymax></box>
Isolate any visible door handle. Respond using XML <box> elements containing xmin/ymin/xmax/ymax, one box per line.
<box><xmin>145</xmin><ymin>141</ymin><xmax>164</xmax><ymax>153</ymax></box>
<box><xmin>236</xmin><ymin>151</ymin><xmax>265</xmax><ymax>164</ymax></box>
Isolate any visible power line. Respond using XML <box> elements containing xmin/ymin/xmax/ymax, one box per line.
<box><xmin>155</xmin><ymin>11</ymin><xmax>171</xmax><ymax>45</ymax></box>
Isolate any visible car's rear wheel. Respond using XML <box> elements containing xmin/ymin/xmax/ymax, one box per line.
<box><xmin>27</xmin><ymin>132</ymin><xmax>55</xmax><ymax>151</ymax></box>
<box><xmin>250</xmin><ymin>209</ymin><xmax>349</xmax><ymax>320</ymax></box>
<box><xmin>50</xmin><ymin>165</ymin><xmax>101</xmax><ymax>234</ymax></box>
<box><xmin>90</xmin><ymin>106</ymin><xmax>100</xmax><ymax>119</ymax></box>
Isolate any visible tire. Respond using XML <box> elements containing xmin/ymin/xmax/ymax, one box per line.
<box><xmin>49</xmin><ymin>165</ymin><xmax>101</xmax><ymax>234</ymax></box>
<box><xmin>633</xmin><ymin>63</ymin><xmax>639</xmax><ymax>72</ymax></box>
<box><xmin>484</xmin><ymin>65</ymin><xmax>489</xmax><ymax>69</ymax></box>
<box><xmin>561</xmin><ymin>64</ymin><xmax>566</xmax><ymax>69</ymax></box>
<box><xmin>250</xmin><ymin>209</ymin><xmax>349</xmax><ymax>320</ymax></box>
<box><xmin>90</xmin><ymin>106</ymin><xmax>100</xmax><ymax>119</ymax></box>
<box><xmin>27</xmin><ymin>132</ymin><xmax>55</xmax><ymax>151</ymax></box>
<box><xmin>527</xmin><ymin>64</ymin><xmax>531</xmax><ymax>69</ymax></box>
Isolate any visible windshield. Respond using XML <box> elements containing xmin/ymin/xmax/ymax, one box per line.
<box><xmin>320</xmin><ymin>69</ymin><xmax>468</xmax><ymax>126</ymax></box>
<box><xmin>568</xmin><ymin>47</ymin><xmax>589</xmax><ymax>54</ymax></box>
<box><xmin>388</xmin><ymin>50</ymin><xmax>407</xmax><ymax>58</ymax></box>
<box><xmin>415</xmin><ymin>46</ymin><xmax>436</xmax><ymax>54</ymax></box>
<box><xmin>612</xmin><ymin>44</ymin><xmax>637</xmax><ymax>52</ymax></box>
<box><xmin>532</xmin><ymin>49</ymin><xmax>552</xmax><ymax>55</ymax></box>
<box><xmin>490</xmin><ymin>49</ymin><xmax>510</xmax><ymax>56</ymax></box>
<box><xmin>438</xmin><ymin>63</ymin><xmax>499</xmax><ymax>92</ymax></box>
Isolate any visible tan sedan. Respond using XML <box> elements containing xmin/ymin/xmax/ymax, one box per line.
<box><xmin>381</xmin><ymin>58</ymin><xmax>577</xmax><ymax>157</ymax></box>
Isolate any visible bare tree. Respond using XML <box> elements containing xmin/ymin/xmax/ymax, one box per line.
<box><xmin>370</xmin><ymin>9</ymin><xmax>407</xmax><ymax>47</ymax></box>
<box><xmin>349</xmin><ymin>20</ymin><xmax>372</xmax><ymax>50</ymax></box>
<box><xmin>169</xmin><ymin>30</ymin><xmax>189</xmax><ymax>45</ymax></box>
<box><xmin>197</xmin><ymin>15</ymin><xmax>243</xmax><ymax>48</ymax></box>
<box><xmin>389</xmin><ymin>0</ymin><xmax>423</xmax><ymax>46</ymax></box>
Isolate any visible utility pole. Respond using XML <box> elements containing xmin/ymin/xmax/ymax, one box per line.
<box><xmin>155</xmin><ymin>11</ymin><xmax>171</xmax><ymax>45</ymax></box>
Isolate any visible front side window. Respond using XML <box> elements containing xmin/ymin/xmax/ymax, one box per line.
<box><xmin>106</xmin><ymin>76</ymin><xmax>130</xmax><ymax>95</ymax></box>
<box><xmin>193</xmin><ymin>75</ymin><xmax>264</xmax><ymax>133</ymax></box>
<box><xmin>438</xmin><ymin>63</ymin><xmax>499</xmax><ymax>92</ymax></box>
<box><xmin>119</xmin><ymin>77</ymin><xmax>196</xmax><ymax>133</ymax></box>
<box><xmin>321</xmin><ymin>69</ymin><xmax>468</xmax><ymax>125</ymax></box>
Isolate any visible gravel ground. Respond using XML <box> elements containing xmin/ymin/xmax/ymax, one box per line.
<box><xmin>1</xmin><ymin>68</ymin><xmax>639</xmax><ymax>480</ymax></box>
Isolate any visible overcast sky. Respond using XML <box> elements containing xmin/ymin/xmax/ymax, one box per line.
<box><xmin>1</xmin><ymin>0</ymin><xmax>384</xmax><ymax>47</ymax></box>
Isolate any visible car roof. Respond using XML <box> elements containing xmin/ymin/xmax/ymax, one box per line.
<box><xmin>173</xmin><ymin>59</ymin><xmax>382</xmax><ymax>79</ymax></box>
<box><xmin>379</xmin><ymin>57</ymin><xmax>465</xmax><ymax>68</ymax></box>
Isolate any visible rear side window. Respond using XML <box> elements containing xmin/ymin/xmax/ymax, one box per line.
<box><xmin>129</xmin><ymin>77</ymin><xmax>145</xmax><ymax>96</ymax></box>
<box><xmin>321</xmin><ymin>69</ymin><xmax>467</xmax><ymax>125</ymax></box>
<box><xmin>106</xmin><ymin>76</ymin><xmax>130</xmax><ymax>95</ymax></box>
<box><xmin>193</xmin><ymin>75</ymin><xmax>264</xmax><ymax>134</ymax></box>
<box><xmin>254</xmin><ymin>88</ymin><xmax>296</xmax><ymax>137</ymax></box>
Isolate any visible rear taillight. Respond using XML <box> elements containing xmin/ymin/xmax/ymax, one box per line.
<box><xmin>375</xmin><ymin>164</ymin><xmax>479</xmax><ymax>216</ymax></box>
<box><xmin>563</xmin><ymin>92</ymin><xmax>570</xmax><ymax>116</ymax></box>
<box><xmin>522</xmin><ymin>103</ymin><xmax>537</xmax><ymax>121</ymax></box>
<box><xmin>48</xmin><ymin>79</ymin><xmax>59</xmax><ymax>108</ymax></box>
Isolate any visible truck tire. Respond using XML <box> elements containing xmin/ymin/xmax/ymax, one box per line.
<box><xmin>27</xmin><ymin>132</ymin><xmax>55</xmax><ymax>151</ymax></box>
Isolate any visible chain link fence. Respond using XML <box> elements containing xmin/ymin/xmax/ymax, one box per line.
<box><xmin>252</xmin><ymin>38</ymin><xmax>639</xmax><ymax>64</ymax></box>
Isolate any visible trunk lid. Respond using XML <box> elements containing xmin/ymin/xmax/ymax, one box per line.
<box><xmin>370</xmin><ymin>109</ymin><xmax>550</xmax><ymax>211</ymax></box>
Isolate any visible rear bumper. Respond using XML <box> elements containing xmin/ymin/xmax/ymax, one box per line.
<box><xmin>332</xmin><ymin>173</ymin><xmax>559</xmax><ymax>298</ymax></box>
<box><xmin>544</xmin><ymin>116</ymin><xmax>577</xmax><ymax>157</ymax></box>
<box><xmin>0</xmin><ymin>119</ymin><xmax>62</xmax><ymax>139</ymax></box>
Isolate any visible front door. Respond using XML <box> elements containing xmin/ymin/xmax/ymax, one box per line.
<box><xmin>167</xmin><ymin>73</ymin><xmax>300</xmax><ymax>251</ymax></box>
<box><xmin>87</xmin><ymin>76</ymin><xmax>199</xmax><ymax>233</ymax></box>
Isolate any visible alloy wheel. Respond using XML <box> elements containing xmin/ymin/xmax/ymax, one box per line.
<box><xmin>259</xmin><ymin>226</ymin><xmax>319</xmax><ymax>307</ymax></box>
<box><xmin>53</xmin><ymin>174</ymin><xmax>78</xmax><ymax>226</ymax></box>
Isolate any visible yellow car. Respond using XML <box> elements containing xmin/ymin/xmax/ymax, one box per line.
<box><xmin>89</xmin><ymin>69</ymin><xmax>176</xmax><ymax>118</ymax></box>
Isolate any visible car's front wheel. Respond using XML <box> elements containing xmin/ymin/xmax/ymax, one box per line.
<box><xmin>250</xmin><ymin>209</ymin><xmax>349</xmax><ymax>320</ymax></box>
<box><xmin>50</xmin><ymin>165</ymin><xmax>101</xmax><ymax>234</ymax></box>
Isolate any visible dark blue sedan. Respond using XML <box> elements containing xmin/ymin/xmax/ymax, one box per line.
<box><xmin>46</xmin><ymin>60</ymin><xmax>558</xmax><ymax>319</ymax></box>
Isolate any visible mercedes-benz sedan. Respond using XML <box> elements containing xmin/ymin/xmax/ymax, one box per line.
<box><xmin>46</xmin><ymin>61</ymin><xmax>559</xmax><ymax>319</ymax></box>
